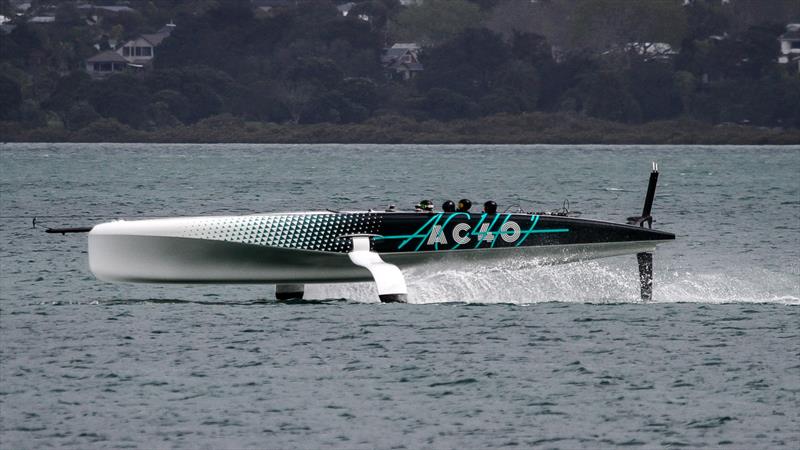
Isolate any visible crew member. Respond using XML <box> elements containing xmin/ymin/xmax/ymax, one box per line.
<box><xmin>483</xmin><ymin>200</ymin><xmax>497</xmax><ymax>214</ymax></box>
<box><xmin>415</xmin><ymin>199</ymin><xmax>434</xmax><ymax>212</ymax></box>
<box><xmin>456</xmin><ymin>198</ymin><xmax>472</xmax><ymax>212</ymax></box>
<box><xmin>442</xmin><ymin>200</ymin><xmax>456</xmax><ymax>212</ymax></box>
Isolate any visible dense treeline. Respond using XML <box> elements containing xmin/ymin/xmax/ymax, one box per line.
<box><xmin>1</xmin><ymin>0</ymin><xmax>799</xmax><ymax>142</ymax></box>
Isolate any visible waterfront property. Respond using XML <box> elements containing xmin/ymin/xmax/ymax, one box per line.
<box><xmin>779</xmin><ymin>23</ymin><xmax>800</xmax><ymax>73</ymax></box>
<box><xmin>382</xmin><ymin>43</ymin><xmax>424</xmax><ymax>81</ymax></box>
<box><xmin>85</xmin><ymin>22</ymin><xmax>175</xmax><ymax>77</ymax></box>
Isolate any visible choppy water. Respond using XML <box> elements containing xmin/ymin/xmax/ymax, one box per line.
<box><xmin>1</xmin><ymin>144</ymin><xmax>798</xmax><ymax>448</ymax></box>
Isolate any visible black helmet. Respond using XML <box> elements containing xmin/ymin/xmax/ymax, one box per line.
<box><xmin>416</xmin><ymin>199</ymin><xmax>434</xmax><ymax>211</ymax></box>
<box><xmin>442</xmin><ymin>200</ymin><xmax>456</xmax><ymax>212</ymax></box>
<box><xmin>456</xmin><ymin>198</ymin><xmax>472</xmax><ymax>212</ymax></box>
<box><xmin>483</xmin><ymin>200</ymin><xmax>497</xmax><ymax>214</ymax></box>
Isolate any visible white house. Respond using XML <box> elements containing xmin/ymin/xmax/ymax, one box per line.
<box><xmin>381</xmin><ymin>43</ymin><xmax>423</xmax><ymax>80</ymax></box>
<box><xmin>778</xmin><ymin>24</ymin><xmax>800</xmax><ymax>73</ymax></box>
<box><xmin>86</xmin><ymin>22</ymin><xmax>175</xmax><ymax>77</ymax></box>
<box><xmin>85</xmin><ymin>50</ymin><xmax>129</xmax><ymax>75</ymax></box>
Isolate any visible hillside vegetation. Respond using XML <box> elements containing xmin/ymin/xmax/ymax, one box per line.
<box><xmin>1</xmin><ymin>0</ymin><xmax>799</xmax><ymax>143</ymax></box>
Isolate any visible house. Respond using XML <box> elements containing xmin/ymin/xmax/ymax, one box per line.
<box><xmin>93</xmin><ymin>5</ymin><xmax>137</xmax><ymax>14</ymax></box>
<box><xmin>118</xmin><ymin>27</ymin><xmax>172</xmax><ymax>65</ymax></box>
<box><xmin>28</xmin><ymin>15</ymin><xmax>55</xmax><ymax>23</ymax></box>
<box><xmin>624</xmin><ymin>42</ymin><xmax>678</xmax><ymax>61</ymax></box>
<box><xmin>778</xmin><ymin>24</ymin><xmax>800</xmax><ymax>73</ymax></box>
<box><xmin>0</xmin><ymin>15</ymin><xmax>15</xmax><ymax>34</ymax></box>
<box><xmin>85</xmin><ymin>22</ymin><xmax>175</xmax><ymax>77</ymax></box>
<box><xmin>77</xmin><ymin>4</ymin><xmax>138</xmax><ymax>14</ymax></box>
<box><xmin>337</xmin><ymin>2</ymin><xmax>356</xmax><ymax>16</ymax></box>
<box><xmin>85</xmin><ymin>50</ymin><xmax>130</xmax><ymax>75</ymax></box>
<box><xmin>381</xmin><ymin>43</ymin><xmax>423</xmax><ymax>80</ymax></box>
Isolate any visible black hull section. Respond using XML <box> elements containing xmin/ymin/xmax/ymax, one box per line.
<box><xmin>369</xmin><ymin>212</ymin><xmax>674</xmax><ymax>255</ymax></box>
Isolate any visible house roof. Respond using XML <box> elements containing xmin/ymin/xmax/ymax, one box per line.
<box><xmin>383</xmin><ymin>47</ymin><xmax>408</xmax><ymax>58</ymax></box>
<box><xmin>381</xmin><ymin>47</ymin><xmax>418</xmax><ymax>64</ymax></box>
<box><xmin>141</xmin><ymin>31</ymin><xmax>170</xmax><ymax>46</ymax></box>
<box><xmin>95</xmin><ymin>5</ymin><xmax>137</xmax><ymax>13</ymax></box>
<box><xmin>391</xmin><ymin>43</ymin><xmax>421</xmax><ymax>50</ymax></box>
<box><xmin>157</xmin><ymin>22</ymin><xmax>176</xmax><ymax>34</ymax></box>
<box><xmin>28</xmin><ymin>15</ymin><xmax>55</xmax><ymax>23</ymax></box>
<box><xmin>87</xmin><ymin>50</ymin><xmax>128</xmax><ymax>63</ymax></box>
<box><xmin>781</xmin><ymin>30</ymin><xmax>800</xmax><ymax>41</ymax></box>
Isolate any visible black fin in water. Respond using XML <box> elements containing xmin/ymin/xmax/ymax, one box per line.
<box><xmin>637</xmin><ymin>252</ymin><xmax>653</xmax><ymax>302</ymax></box>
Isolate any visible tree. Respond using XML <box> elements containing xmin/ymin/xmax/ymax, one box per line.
<box><xmin>181</xmin><ymin>82</ymin><xmax>223</xmax><ymax>123</ymax></box>
<box><xmin>672</xmin><ymin>70</ymin><xmax>697</xmax><ymax>116</ymax></box>
<box><xmin>511</xmin><ymin>31</ymin><xmax>553</xmax><ymax>68</ymax></box>
<box><xmin>301</xmin><ymin>90</ymin><xmax>369</xmax><ymax>124</ymax></box>
<box><xmin>389</xmin><ymin>0</ymin><xmax>483</xmax><ymax>46</ymax></box>
<box><xmin>348</xmin><ymin>0</ymin><xmax>401</xmax><ymax>31</ymax></box>
<box><xmin>1</xmin><ymin>24</ymin><xmax>43</xmax><ymax>65</ymax></box>
<box><xmin>569</xmin><ymin>0</ymin><xmax>688</xmax><ymax>52</ymax></box>
<box><xmin>341</xmin><ymin>77</ymin><xmax>380</xmax><ymax>112</ymax></box>
<box><xmin>497</xmin><ymin>60</ymin><xmax>540</xmax><ymax>111</ymax></box>
<box><xmin>152</xmin><ymin>89</ymin><xmax>192</xmax><ymax>123</ymax></box>
<box><xmin>87</xmin><ymin>74</ymin><xmax>151</xmax><ymax>127</ymax></box>
<box><xmin>276</xmin><ymin>81</ymin><xmax>317</xmax><ymax>124</ymax></box>
<box><xmin>418</xmin><ymin>28</ymin><xmax>511</xmax><ymax>98</ymax></box>
<box><xmin>684</xmin><ymin>25</ymin><xmax>785</xmax><ymax>81</ymax></box>
<box><xmin>627</xmin><ymin>60</ymin><xmax>681</xmax><ymax>121</ymax></box>
<box><xmin>55</xmin><ymin>3</ymin><xmax>82</xmax><ymax>26</ymax></box>
<box><xmin>693</xmin><ymin>78</ymin><xmax>800</xmax><ymax>127</ymax></box>
<box><xmin>723</xmin><ymin>0</ymin><xmax>800</xmax><ymax>32</ymax></box>
<box><xmin>42</xmin><ymin>71</ymin><xmax>91</xmax><ymax>112</ymax></box>
<box><xmin>286</xmin><ymin>57</ymin><xmax>344</xmax><ymax>90</ymax></box>
<box><xmin>684</xmin><ymin>0</ymin><xmax>729</xmax><ymax>40</ymax></box>
<box><xmin>423</xmin><ymin>88</ymin><xmax>477</xmax><ymax>121</ymax></box>
<box><xmin>65</xmin><ymin>101</ymin><xmax>100</xmax><ymax>131</ymax></box>
<box><xmin>562</xmin><ymin>70</ymin><xmax>642</xmax><ymax>123</ymax></box>
<box><xmin>0</xmin><ymin>75</ymin><xmax>22</xmax><ymax>119</ymax></box>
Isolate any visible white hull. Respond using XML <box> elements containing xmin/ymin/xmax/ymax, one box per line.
<box><xmin>89</xmin><ymin>217</ymin><xmax>665</xmax><ymax>284</ymax></box>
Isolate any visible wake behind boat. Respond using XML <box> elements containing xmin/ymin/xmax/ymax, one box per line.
<box><xmin>49</xmin><ymin>164</ymin><xmax>675</xmax><ymax>303</ymax></box>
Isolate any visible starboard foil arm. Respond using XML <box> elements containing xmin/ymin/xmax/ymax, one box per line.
<box><xmin>345</xmin><ymin>234</ymin><xmax>408</xmax><ymax>303</ymax></box>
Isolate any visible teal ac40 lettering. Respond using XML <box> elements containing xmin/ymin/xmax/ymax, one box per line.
<box><xmin>375</xmin><ymin>213</ymin><xmax>569</xmax><ymax>251</ymax></box>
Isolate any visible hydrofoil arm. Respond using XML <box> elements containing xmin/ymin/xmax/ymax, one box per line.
<box><xmin>346</xmin><ymin>235</ymin><xmax>408</xmax><ymax>303</ymax></box>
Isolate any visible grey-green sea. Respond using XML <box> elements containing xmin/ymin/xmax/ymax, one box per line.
<box><xmin>1</xmin><ymin>143</ymin><xmax>798</xmax><ymax>449</ymax></box>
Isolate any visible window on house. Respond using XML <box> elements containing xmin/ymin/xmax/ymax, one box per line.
<box><xmin>134</xmin><ymin>47</ymin><xmax>142</xmax><ymax>56</ymax></box>
<box><xmin>96</xmin><ymin>62</ymin><xmax>112</xmax><ymax>72</ymax></box>
<box><xmin>143</xmin><ymin>47</ymin><xmax>152</xmax><ymax>57</ymax></box>
<box><xmin>791</xmin><ymin>41</ymin><xmax>800</xmax><ymax>50</ymax></box>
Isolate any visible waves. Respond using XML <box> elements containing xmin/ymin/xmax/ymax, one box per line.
<box><xmin>306</xmin><ymin>257</ymin><xmax>800</xmax><ymax>305</ymax></box>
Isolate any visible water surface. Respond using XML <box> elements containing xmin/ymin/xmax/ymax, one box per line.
<box><xmin>1</xmin><ymin>144</ymin><xmax>798</xmax><ymax>448</ymax></box>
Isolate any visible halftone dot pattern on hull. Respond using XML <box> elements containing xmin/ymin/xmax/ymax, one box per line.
<box><xmin>180</xmin><ymin>213</ymin><xmax>381</xmax><ymax>252</ymax></box>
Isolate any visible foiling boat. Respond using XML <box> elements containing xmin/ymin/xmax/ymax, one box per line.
<box><xmin>48</xmin><ymin>164</ymin><xmax>674</xmax><ymax>303</ymax></box>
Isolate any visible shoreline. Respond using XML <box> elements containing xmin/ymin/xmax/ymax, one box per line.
<box><xmin>2</xmin><ymin>113</ymin><xmax>799</xmax><ymax>145</ymax></box>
